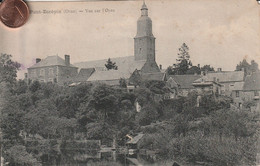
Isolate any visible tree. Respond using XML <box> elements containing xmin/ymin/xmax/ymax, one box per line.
<box><xmin>201</xmin><ymin>64</ymin><xmax>214</xmax><ymax>75</ymax></box>
<box><xmin>0</xmin><ymin>53</ymin><xmax>21</xmax><ymax>85</ymax></box>
<box><xmin>119</xmin><ymin>78</ymin><xmax>127</xmax><ymax>88</ymax></box>
<box><xmin>105</xmin><ymin>58</ymin><xmax>118</xmax><ymax>70</ymax></box>
<box><xmin>186</xmin><ymin>66</ymin><xmax>201</xmax><ymax>75</ymax></box>
<box><xmin>135</xmin><ymin>104</ymin><xmax>159</xmax><ymax>126</ymax></box>
<box><xmin>173</xmin><ymin>43</ymin><xmax>192</xmax><ymax>75</ymax></box>
<box><xmin>236</xmin><ymin>59</ymin><xmax>259</xmax><ymax>76</ymax></box>
<box><xmin>87</xmin><ymin>84</ymin><xmax>119</xmax><ymax>122</ymax></box>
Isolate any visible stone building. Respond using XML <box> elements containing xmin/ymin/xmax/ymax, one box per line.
<box><xmin>27</xmin><ymin>2</ymin><xmax>160</xmax><ymax>86</ymax></box>
<box><xmin>27</xmin><ymin>55</ymin><xmax>78</xmax><ymax>85</ymax></box>
<box><xmin>166</xmin><ymin>75</ymin><xmax>202</xmax><ymax>97</ymax></box>
<box><xmin>231</xmin><ymin>72</ymin><xmax>260</xmax><ymax>108</ymax></box>
<box><xmin>73</xmin><ymin>2</ymin><xmax>160</xmax><ymax>85</ymax></box>
<box><xmin>197</xmin><ymin>70</ymin><xmax>245</xmax><ymax>96</ymax></box>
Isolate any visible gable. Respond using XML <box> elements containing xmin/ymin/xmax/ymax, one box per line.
<box><xmin>169</xmin><ymin>75</ymin><xmax>202</xmax><ymax>89</ymax></box>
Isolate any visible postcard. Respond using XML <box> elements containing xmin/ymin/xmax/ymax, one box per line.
<box><xmin>0</xmin><ymin>0</ymin><xmax>259</xmax><ymax>165</ymax></box>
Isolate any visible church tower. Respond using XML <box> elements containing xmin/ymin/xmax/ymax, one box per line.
<box><xmin>134</xmin><ymin>2</ymin><xmax>156</xmax><ymax>62</ymax></box>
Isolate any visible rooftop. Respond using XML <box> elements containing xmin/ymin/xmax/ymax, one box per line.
<box><xmin>29</xmin><ymin>55</ymin><xmax>76</xmax><ymax>69</ymax></box>
<box><xmin>168</xmin><ymin>75</ymin><xmax>202</xmax><ymax>89</ymax></box>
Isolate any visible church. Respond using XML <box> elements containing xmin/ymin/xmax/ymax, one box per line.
<box><xmin>27</xmin><ymin>2</ymin><xmax>162</xmax><ymax>85</ymax></box>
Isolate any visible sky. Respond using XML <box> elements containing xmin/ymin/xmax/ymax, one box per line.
<box><xmin>0</xmin><ymin>0</ymin><xmax>259</xmax><ymax>79</ymax></box>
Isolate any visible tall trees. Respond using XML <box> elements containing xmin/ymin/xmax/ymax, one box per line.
<box><xmin>236</xmin><ymin>59</ymin><xmax>259</xmax><ymax>76</ymax></box>
<box><xmin>0</xmin><ymin>53</ymin><xmax>20</xmax><ymax>85</ymax></box>
<box><xmin>172</xmin><ymin>43</ymin><xmax>192</xmax><ymax>75</ymax></box>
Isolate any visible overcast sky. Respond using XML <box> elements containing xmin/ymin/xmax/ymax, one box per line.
<box><xmin>0</xmin><ymin>0</ymin><xmax>259</xmax><ymax>79</ymax></box>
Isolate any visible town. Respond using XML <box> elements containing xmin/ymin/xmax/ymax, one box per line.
<box><xmin>0</xmin><ymin>1</ymin><xmax>259</xmax><ymax>166</ymax></box>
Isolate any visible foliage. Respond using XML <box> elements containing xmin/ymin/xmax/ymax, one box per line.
<box><xmin>1</xmin><ymin>55</ymin><xmax>258</xmax><ymax>166</ymax></box>
<box><xmin>119</xmin><ymin>78</ymin><xmax>127</xmax><ymax>88</ymax></box>
<box><xmin>171</xmin><ymin>43</ymin><xmax>192</xmax><ymax>75</ymax></box>
<box><xmin>6</xmin><ymin>145</ymin><xmax>40</xmax><ymax>166</ymax></box>
<box><xmin>135</xmin><ymin>104</ymin><xmax>159</xmax><ymax>126</ymax></box>
<box><xmin>236</xmin><ymin>59</ymin><xmax>259</xmax><ymax>76</ymax></box>
<box><xmin>105</xmin><ymin>58</ymin><xmax>118</xmax><ymax>70</ymax></box>
<box><xmin>0</xmin><ymin>53</ymin><xmax>21</xmax><ymax>85</ymax></box>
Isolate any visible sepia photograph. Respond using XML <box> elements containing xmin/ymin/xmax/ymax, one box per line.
<box><xmin>0</xmin><ymin>0</ymin><xmax>260</xmax><ymax>165</ymax></box>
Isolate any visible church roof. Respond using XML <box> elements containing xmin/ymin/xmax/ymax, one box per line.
<box><xmin>75</xmin><ymin>56</ymin><xmax>147</xmax><ymax>83</ymax></box>
<box><xmin>76</xmin><ymin>68</ymin><xmax>95</xmax><ymax>82</ymax></box>
<box><xmin>74</xmin><ymin>56</ymin><xmax>146</xmax><ymax>72</ymax></box>
<box><xmin>29</xmin><ymin>55</ymin><xmax>76</xmax><ymax>69</ymax></box>
<box><xmin>88</xmin><ymin>70</ymin><xmax>131</xmax><ymax>82</ymax></box>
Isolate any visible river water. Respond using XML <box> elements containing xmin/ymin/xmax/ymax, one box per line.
<box><xmin>40</xmin><ymin>149</ymin><xmax>175</xmax><ymax>166</ymax></box>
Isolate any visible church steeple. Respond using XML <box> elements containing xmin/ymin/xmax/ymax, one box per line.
<box><xmin>134</xmin><ymin>2</ymin><xmax>156</xmax><ymax>62</ymax></box>
<box><xmin>141</xmin><ymin>1</ymin><xmax>148</xmax><ymax>16</ymax></box>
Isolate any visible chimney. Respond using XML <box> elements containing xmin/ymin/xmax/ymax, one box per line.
<box><xmin>217</xmin><ymin>68</ymin><xmax>222</xmax><ymax>72</ymax></box>
<box><xmin>159</xmin><ymin>64</ymin><xmax>162</xmax><ymax>70</ymax></box>
<box><xmin>65</xmin><ymin>55</ymin><xmax>70</xmax><ymax>66</ymax></box>
<box><xmin>36</xmin><ymin>58</ymin><xmax>41</xmax><ymax>63</ymax></box>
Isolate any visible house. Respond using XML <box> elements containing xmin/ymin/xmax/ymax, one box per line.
<box><xmin>242</xmin><ymin>72</ymin><xmax>260</xmax><ymax>101</ymax></box>
<box><xmin>166</xmin><ymin>75</ymin><xmax>202</xmax><ymax>97</ymax></box>
<box><xmin>230</xmin><ymin>82</ymin><xmax>244</xmax><ymax>108</ymax></box>
<box><xmin>231</xmin><ymin>72</ymin><xmax>260</xmax><ymax>108</ymax></box>
<box><xmin>192</xmin><ymin>78</ymin><xmax>222</xmax><ymax>95</ymax></box>
<box><xmin>200</xmin><ymin>69</ymin><xmax>245</xmax><ymax>96</ymax></box>
<box><xmin>27</xmin><ymin>55</ymin><xmax>78</xmax><ymax>85</ymax></box>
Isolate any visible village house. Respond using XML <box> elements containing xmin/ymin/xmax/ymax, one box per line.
<box><xmin>231</xmin><ymin>72</ymin><xmax>260</xmax><ymax>108</ymax></box>
<box><xmin>198</xmin><ymin>69</ymin><xmax>245</xmax><ymax>96</ymax></box>
<box><xmin>192</xmin><ymin>76</ymin><xmax>222</xmax><ymax>95</ymax></box>
<box><xmin>27</xmin><ymin>55</ymin><xmax>78</xmax><ymax>85</ymax></box>
<box><xmin>166</xmin><ymin>75</ymin><xmax>202</xmax><ymax>97</ymax></box>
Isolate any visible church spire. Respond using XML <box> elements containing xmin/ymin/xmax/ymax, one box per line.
<box><xmin>141</xmin><ymin>1</ymin><xmax>148</xmax><ymax>16</ymax></box>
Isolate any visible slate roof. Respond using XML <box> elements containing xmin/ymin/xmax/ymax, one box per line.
<box><xmin>76</xmin><ymin>68</ymin><xmax>95</xmax><ymax>82</ymax></box>
<box><xmin>74</xmin><ymin>56</ymin><xmax>146</xmax><ymax>72</ymax></box>
<box><xmin>202</xmin><ymin>71</ymin><xmax>244</xmax><ymax>83</ymax></box>
<box><xmin>168</xmin><ymin>75</ymin><xmax>202</xmax><ymax>89</ymax></box>
<box><xmin>29</xmin><ymin>55</ymin><xmax>76</xmax><ymax>68</ymax></box>
<box><xmin>141</xmin><ymin>72</ymin><xmax>165</xmax><ymax>81</ymax></box>
<box><xmin>88</xmin><ymin>70</ymin><xmax>131</xmax><ymax>82</ymax></box>
<box><xmin>75</xmin><ymin>56</ymin><xmax>147</xmax><ymax>84</ymax></box>
<box><xmin>243</xmin><ymin>72</ymin><xmax>260</xmax><ymax>91</ymax></box>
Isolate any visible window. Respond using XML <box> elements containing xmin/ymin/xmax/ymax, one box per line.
<box><xmin>40</xmin><ymin>69</ymin><xmax>45</xmax><ymax>76</ymax></box>
<box><xmin>49</xmin><ymin>68</ymin><xmax>53</xmax><ymax>76</ymax></box>
<box><xmin>139</xmin><ymin>48</ymin><xmax>142</xmax><ymax>53</ymax></box>
<box><xmin>254</xmin><ymin>91</ymin><xmax>259</xmax><ymax>97</ymax></box>
<box><xmin>235</xmin><ymin>91</ymin><xmax>239</xmax><ymax>97</ymax></box>
<box><xmin>48</xmin><ymin>78</ymin><xmax>53</xmax><ymax>82</ymax></box>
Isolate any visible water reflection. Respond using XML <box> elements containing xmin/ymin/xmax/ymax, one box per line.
<box><xmin>41</xmin><ymin>149</ymin><xmax>159</xmax><ymax>166</ymax></box>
